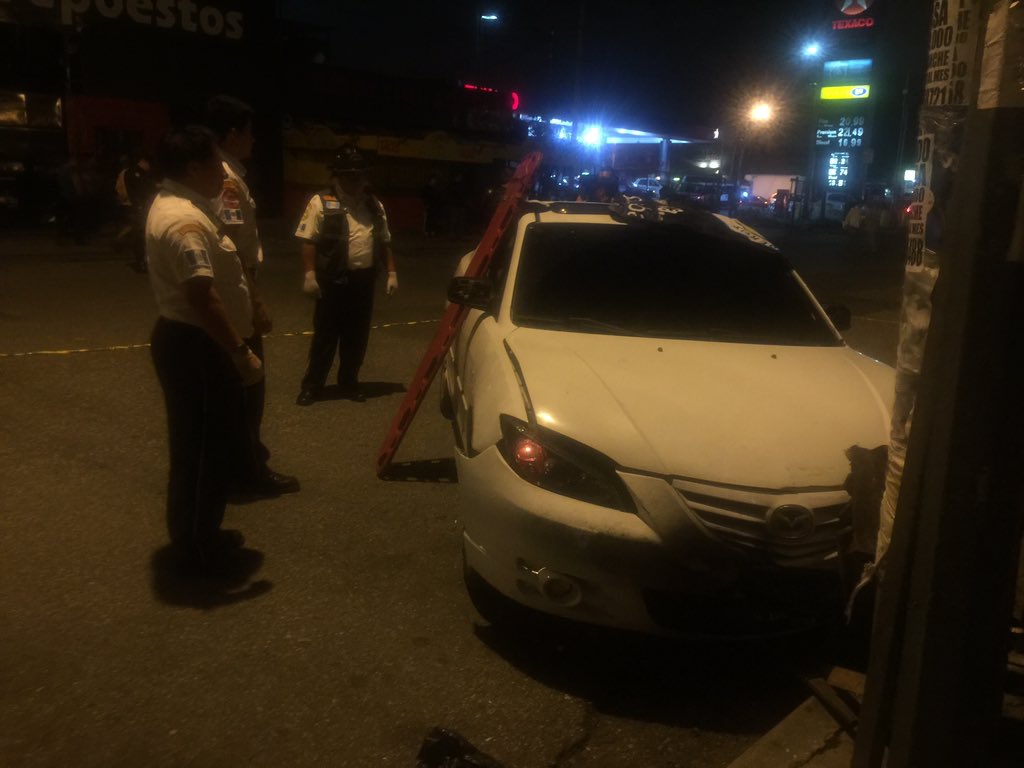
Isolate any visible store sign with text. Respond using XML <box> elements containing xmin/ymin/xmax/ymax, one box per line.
<box><xmin>830</xmin><ymin>0</ymin><xmax>879</xmax><ymax>30</ymax></box>
<box><xmin>0</xmin><ymin>0</ymin><xmax>245</xmax><ymax>40</ymax></box>
<box><xmin>820</xmin><ymin>84</ymin><xmax>871</xmax><ymax>100</ymax></box>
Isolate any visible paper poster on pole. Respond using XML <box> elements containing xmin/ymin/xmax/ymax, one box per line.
<box><xmin>925</xmin><ymin>0</ymin><xmax>982</xmax><ymax>108</ymax></box>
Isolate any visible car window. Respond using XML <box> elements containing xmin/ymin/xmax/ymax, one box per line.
<box><xmin>511</xmin><ymin>223</ymin><xmax>841</xmax><ymax>346</ymax></box>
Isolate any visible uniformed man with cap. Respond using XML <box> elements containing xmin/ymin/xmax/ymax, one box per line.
<box><xmin>295</xmin><ymin>145</ymin><xmax>398</xmax><ymax>405</ymax></box>
<box><xmin>147</xmin><ymin>125</ymin><xmax>261</xmax><ymax>568</ymax></box>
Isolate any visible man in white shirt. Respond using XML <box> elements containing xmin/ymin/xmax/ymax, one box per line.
<box><xmin>206</xmin><ymin>95</ymin><xmax>299</xmax><ymax>497</ymax></box>
<box><xmin>147</xmin><ymin>125</ymin><xmax>261</xmax><ymax>568</ymax></box>
<box><xmin>295</xmin><ymin>145</ymin><xmax>398</xmax><ymax>405</ymax></box>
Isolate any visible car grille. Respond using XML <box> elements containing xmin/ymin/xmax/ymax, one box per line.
<box><xmin>673</xmin><ymin>479</ymin><xmax>850</xmax><ymax>565</ymax></box>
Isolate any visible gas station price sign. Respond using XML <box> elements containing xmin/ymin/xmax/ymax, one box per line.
<box><xmin>826</xmin><ymin>152</ymin><xmax>851</xmax><ymax>188</ymax></box>
<box><xmin>816</xmin><ymin>115</ymin><xmax>866</xmax><ymax>148</ymax></box>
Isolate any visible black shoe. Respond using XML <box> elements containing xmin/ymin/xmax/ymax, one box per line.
<box><xmin>296</xmin><ymin>389</ymin><xmax>317</xmax><ymax>406</ymax></box>
<box><xmin>243</xmin><ymin>471</ymin><xmax>301</xmax><ymax>497</ymax></box>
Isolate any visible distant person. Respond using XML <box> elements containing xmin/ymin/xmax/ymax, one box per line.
<box><xmin>146</xmin><ymin>125</ymin><xmax>261</xmax><ymax>570</ymax></box>
<box><xmin>124</xmin><ymin>155</ymin><xmax>156</xmax><ymax>272</ymax></box>
<box><xmin>54</xmin><ymin>158</ymin><xmax>84</xmax><ymax>244</ymax></box>
<box><xmin>448</xmin><ymin>172</ymin><xmax>470</xmax><ymax>237</ymax></box>
<box><xmin>861</xmin><ymin>198</ymin><xmax>882</xmax><ymax>253</ymax></box>
<box><xmin>843</xmin><ymin>201</ymin><xmax>864</xmax><ymax>231</ymax></box>
<box><xmin>421</xmin><ymin>175</ymin><xmax>445</xmax><ymax>238</ymax></box>
<box><xmin>295</xmin><ymin>144</ymin><xmax>398</xmax><ymax>405</ymax></box>
<box><xmin>113</xmin><ymin>155</ymin><xmax>133</xmax><ymax>249</ymax></box>
<box><xmin>206</xmin><ymin>94</ymin><xmax>299</xmax><ymax>497</ymax></box>
<box><xmin>576</xmin><ymin>170</ymin><xmax>618</xmax><ymax>203</ymax></box>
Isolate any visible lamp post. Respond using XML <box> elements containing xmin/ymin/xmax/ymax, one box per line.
<box><xmin>475</xmin><ymin>10</ymin><xmax>499</xmax><ymax>73</ymax></box>
<box><xmin>733</xmin><ymin>100</ymin><xmax>775</xmax><ymax>197</ymax></box>
<box><xmin>799</xmin><ymin>41</ymin><xmax>824</xmax><ymax>221</ymax></box>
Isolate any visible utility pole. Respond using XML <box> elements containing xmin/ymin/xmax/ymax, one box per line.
<box><xmin>853</xmin><ymin>1</ymin><xmax>1024</xmax><ymax>765</ymax></box>
<box><xmin>569</xmin><ymin>0</ymin><xmax>586</xmax><ymax>145</ymax></box>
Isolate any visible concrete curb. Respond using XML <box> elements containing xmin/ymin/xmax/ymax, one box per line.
<box><xmin>726</xmin><ymin>697</ymin><xmax>853</xmax><ymax>768</ymax></box>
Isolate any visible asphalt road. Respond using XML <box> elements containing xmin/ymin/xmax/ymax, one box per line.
<box><xmin>0</xmin><ymin>219</ymin><xmax>902</xmax><ymax>768</ymax></box>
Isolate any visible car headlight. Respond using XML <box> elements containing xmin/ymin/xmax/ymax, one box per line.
<box><xmin>498</xmin><ymin>415</ymin><xmax>636</xmax><ymax>514</ymax></box>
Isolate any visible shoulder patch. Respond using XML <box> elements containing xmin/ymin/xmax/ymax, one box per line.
<box><xmin>184</xmin><ymin>249</ymin><xmax>212</xmax><ymax>269</ymax></box>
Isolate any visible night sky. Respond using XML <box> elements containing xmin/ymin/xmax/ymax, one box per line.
<box><xmin>280</xmin><ymin>0</ymin><xmax>839</xmax><ymax>134</ymax></box>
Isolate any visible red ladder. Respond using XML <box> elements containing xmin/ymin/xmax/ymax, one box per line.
<box><xmin>375</xmin><ymin>151</ymin><xmax>543</xmax><ymax>477</ymax></box>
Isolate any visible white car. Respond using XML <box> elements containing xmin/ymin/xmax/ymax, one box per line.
<box><xmin>442</xmin><ymin>199</ymin><xmax>893</xmax><ymax>635</ymax></box>
<box><xmin>630</xmin><ymin>177</ymin><xmax>664</xmax><ymax>196</ymax></box>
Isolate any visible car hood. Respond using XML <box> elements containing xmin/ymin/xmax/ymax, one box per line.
<box><xmin>504</xmin><ymin>328</ymin><xmax>893</xmax><ymax>489</ymax></box>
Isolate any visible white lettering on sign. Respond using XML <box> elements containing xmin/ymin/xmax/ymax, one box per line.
<box><xmin>832</xmin><ymin>17</ymin><xmax>875</xmax><ymax>30</ymax></box>
<box><xmin>905</xmin><ymin>133</ymin><xmax>934</xmax><ymax>271</ymax></box>
<box><xmin>28</xmin><ymin>0</ymin><xmax>242</xmax><ymax>39</ymax></box>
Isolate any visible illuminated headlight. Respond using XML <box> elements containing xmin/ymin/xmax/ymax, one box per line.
<box><xmin>498</xmin><ymin>415</ymin><xmax>636</xmax><ymax>513</ymax></box>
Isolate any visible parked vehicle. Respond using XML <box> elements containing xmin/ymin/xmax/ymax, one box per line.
<box><xmin>629</xmin><ymin>176</ymin><xmax>663</xmax><ymax>196</ymax></box>
<box><xmin>812</xmin><ymin>192</ymin><xmax>854</xmax><ymax>222</ymax></box>
<box><xmin>442</xmin><ymin>198</ymin><xmax>894</xmax><ymax>635</ymax></box>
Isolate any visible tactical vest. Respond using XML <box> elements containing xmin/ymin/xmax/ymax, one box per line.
<box><xmin>315</xmin><ymin>191</ymin><xmax>386</xmax><ymax>284</ymax></box>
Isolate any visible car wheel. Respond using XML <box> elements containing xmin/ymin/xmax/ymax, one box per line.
<box><xmin>439</xmin><ymin>383</ymin><xmax>455</xmax><ymax>420</ymax></box>
<box><xmin>462</xmin><ymin>545</ymin><xmax>522</xmax><ymax>627</ymax></box>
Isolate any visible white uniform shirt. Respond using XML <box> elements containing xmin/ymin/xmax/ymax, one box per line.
<box><xmin>214</xmin><ymin>149</ymin><xmax>263</xmax><ymax>269</ymax></box>
<box><xmin>294</xmin><ymin>186</ymin><xmax>391</xmax><ymax>271</ymax></box>
<box><xmin>147</xmin><ymin>179</ymin><xmax>254</xmax><ymax>339</ymax></box>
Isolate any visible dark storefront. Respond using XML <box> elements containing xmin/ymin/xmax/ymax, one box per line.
<box><xmin>0</xmin><ymin>1</ymin><xmax>527</xmax><ymax>230</ymax></box>
<box><xmin>0</xmin><ymin>0</ymin><xmax>276</xmax><ymax>223</ymax></box>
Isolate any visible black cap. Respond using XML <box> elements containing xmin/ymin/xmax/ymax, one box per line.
<box><xmin>328</xmin><ymin>144</ymin><xmax>368</xmax><ymax>173</ymax></box>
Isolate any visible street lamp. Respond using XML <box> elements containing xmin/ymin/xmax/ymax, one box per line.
<box><xmin>732</xmin><ymin>99</ymin><xmax>777</xmax><ymax>199</ymax></box>
<box><xmin>475</xmin><ymin>11</ymin><xmax>500</xmax><ymax>67</ymax></box>
<box><xmin>749</xmin><ymin>101</ymin><xmax>775</xmax><ymax>124</ymax></box>
<box><xmin>801</xmin><ymin>41</ymin><xmax>822</xmax><ymax>59</ymax></box>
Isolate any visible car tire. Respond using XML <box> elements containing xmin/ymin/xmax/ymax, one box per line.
<box><xmin>462</xmin><ymin>545</ymin><xmax>523</xmax><ymax>627</ymax></box>
<box><xmin>439</xmin><ymin>383</ymin><xmax>455</xmax><ymax>421</ymax></box>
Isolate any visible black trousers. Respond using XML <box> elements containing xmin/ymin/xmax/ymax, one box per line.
<box><xmin>301</xmin><ymin>267</ymin><xmax>376</xmax><ymax>391</ymax></box>
<box><xmin>150</xmin><ymin>317</ymin><xmax>240</xmax><ymax>548</ymax></box>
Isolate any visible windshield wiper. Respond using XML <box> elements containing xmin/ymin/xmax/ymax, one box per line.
<box><xmin>643</xmin><ymin>327</ymin><xmax>754</xmax><ymax>342</ymax></box>
<box><xmin>565</xmin><ymin>316</ymin><xmax>643</xmax><ymax>336</ymax></box>
<box><xmin>514</xmin><ymin>313</ymin><xmax>642</xmax><ymax>336</ymax></box>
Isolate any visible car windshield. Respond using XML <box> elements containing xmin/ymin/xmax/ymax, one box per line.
<box><xmin>511</xmin><ymin>222</ymin><xmax>841</xmax><ymax>346</ymax></box>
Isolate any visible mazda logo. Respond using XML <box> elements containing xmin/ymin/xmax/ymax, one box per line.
<box><xmin>767</xmin><ymin>505</ymin><xmax>815</xmax><ymax>540</ymax></box>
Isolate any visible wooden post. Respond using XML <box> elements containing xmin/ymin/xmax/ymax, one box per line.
<box><xmin>853</xmin><ymin>1</ymin><xmax>1024</xmax><ymax>765</ymax></box>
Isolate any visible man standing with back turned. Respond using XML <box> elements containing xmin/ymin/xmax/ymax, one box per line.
<box><xmin>206</xmin><ymin>95</ymin><xmax>299</xmax><ymax>497</ymax></box>
<box><xmin>147</xmin><ymin>126</ymin><xmax>261</xmax><ymax>568</ymax></box>
<box><xmin>295</xmin><ymin>145</ymin><xmax>398</xmax><ymax>405</ymax></box>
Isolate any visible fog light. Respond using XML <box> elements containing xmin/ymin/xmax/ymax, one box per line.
<box><xmin>537</xmin><ymin>568</ymin><xmax>583</xmax><ymax>607</ymax></box>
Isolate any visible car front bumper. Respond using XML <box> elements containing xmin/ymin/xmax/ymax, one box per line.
<box><xmin>457</xmin><ymin>445</ymin><xmax>845</xmax><ymax>636</ymax></box>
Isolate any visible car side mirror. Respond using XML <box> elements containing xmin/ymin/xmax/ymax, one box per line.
<box><xmin>824</xmin><ymin>303</ymin><xmax>852</xmax><ymax>331</ymax></box>
<box><xmin>447</xmin><ymin>276</ymin><xmax>493</xmax><ymax>311</ymax></box>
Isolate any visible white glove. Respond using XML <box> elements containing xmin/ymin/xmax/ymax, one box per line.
<box><xmin>303</xmin><ymin>270</ymin><xmax>321</xmax><ymax>299</ymax></box>
<box><xmin>386</xmin><ymin>271</ymin><xmax>398</xmax><ymax>296</ymax></box>
<box><xmin>231</xmin><ymin>345</ymin><xmax>264</xmax><ymax>387</ymax></box>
